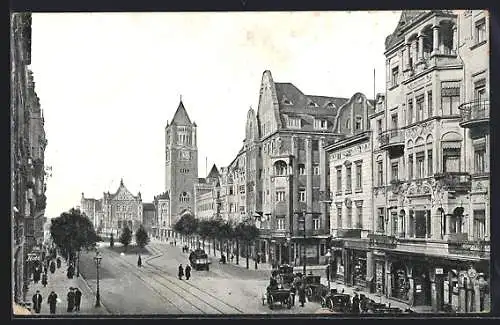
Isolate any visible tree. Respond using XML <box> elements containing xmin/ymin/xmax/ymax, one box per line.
<box><xmin>119</xmin><ymin>226</ymin><xmax>132</xmax><ymax>252</ymax></box>
<box><xmin>135</xmin><ymin>224</ymin><xmax>150</xmax><ymax>252</ymax></box>
<box><xmin>218</xmin><ymin>221</ymin><xmax>233</xmax><ymax>261</ymax></box>
<box><xmin>235</xmin><ymin>220</ymin><xmax>260</xmax><ymax>269</ymax></box>
<box><xmin>110</xmin><ymin>233</ymin><xmax>114</xmax><ymax>248</ymax></box>
<box><xmin>197</xmin><ymin>219</ymin><xmax>212</xmax><ymax>251</ymax></box>
<box><xmin>50</xmin><ymin>208</ymin><xmax>99</xmax><ymax>274</ymax></box>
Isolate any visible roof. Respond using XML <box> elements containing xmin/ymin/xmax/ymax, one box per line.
<box><xmin>142</xmin><ymin>203</ymin><xmax>155</xmax><ymax>210</ymax></box>
<box><xmin>170</xmin><ymin>100</ymin><xmax>192</xmax><ymax>126</ymax></box>
<box><xmin>385</xmin><ymin>10</ymin><xmax>428</xmax><ymax>51</ymax></box>
<box><xmin>207</xmin><ymin>164</ymin><xmax>220</xmax><ymax>179</ymax></box>
<box><xmin>110</xmin><ymin>178</ymin><xmax>140</xmax><ymax>200</ymax></box>
<box><xmin>154</xmin><ymin>192</ymin><xmax>169</xmax><ymax>200</ymax></box>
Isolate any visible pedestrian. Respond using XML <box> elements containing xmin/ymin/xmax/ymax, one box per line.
<box><xmin>50</xmin><ymin>260</ymin><xmax>56</xmax><ymax>274</ymax></box>
<box><xmin>178</xmin><ymin>264</ymin><xmax>184</xmax><ymax>280</ymax></box>
<box><xmin>360</xmin><ymin>294</ymin><xmax>368</xmax><ymax>313</ymax></box>
<box><xmin>67</xmin><ymin>264</ymin><xmax>74</xmax><ymax>279</ymax></box>
<box><xmin>41</xmin><ymin>272</ymin><xmax>48</xmax><ymax>287</ymax></box>
<box><xmin>74</xmin><ymin>288</ymin><xmax>82</xmax><ymax>311</ymax></box>
<box><xmin>32</xmin><ymin>290</ymin><xmax>43</xmax><ymax>314</ymax></box>
<box><xmin>185</xmin><ymin>264</ymin><xmax>191</xmax><ymax>280</ymax></box>
<box><xmin>352</xmin><ymin>292</ymin><xmax>360</xmax><ymax>314</ymax></box>
<box><xmin>33</xmin><ymin>266</ymin><xmax>41</xmax><ymax>283</ymax></box>
<box><xmin>137</xmin><ymin>255</ymin><xmax>142</xmax><ymax>267</ymax></box>
<box><xmin>298</xmin><ymin>282</ymin><xmax>306</xmax><ymax>307</ymax></box>
<box><xmin>47</xmin><ymin>291</ymin><xmax>58</xmax><ymax>314</ymax></box>
<box><xmin>230</xmin><ymin>254</ymin><xmax>234</xmax><ymax>263</ymax></box>
<box><xmin>56</xmin><ymin>257</ymin><xmax>61</xmax><ymax>269</ymax></box>
<box><xmin>66</xmin><ymin>287</ymin><xmax>75</xmax><ymax>312</ymax></box>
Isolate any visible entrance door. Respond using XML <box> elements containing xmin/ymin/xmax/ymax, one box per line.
<box><xmin>413</xmin><ymin>266</ymin><xmax>432</xmax><ymax>306</ymax></box>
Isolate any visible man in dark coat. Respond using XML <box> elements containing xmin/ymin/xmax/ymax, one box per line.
<box><xmin>352</xmin><ymin>293</ymin><xmax>360</xmax><ymax>314</ymax></box>
<box><xmin>74</xmin><ymin>288</ymin><xmax>82</xmax><ymax>311</ymax></box>
<box><xmin>67</xmin><ymin>287</ymin><xmax>75</xmax><ymax>312</ymax></box>
<box><xmin>47</xmin><ymin>291</ymin><xmax>58</xmax><ymax>314</ymax></box>
<box><xmin>50</xmin><ymin>260</ymin><xmax>56</xmax><ymax>274</ymax></box>
<box><xmin>298</xmin><ymin>282</ymin><xmax>306</xmax><ymax>307</ymax></box>
<box><xmin>56</xmin><ymin>257</ymin><xmax>61</xmax><ymax>269</ymax></box>
<box><xmin>137</xmin><ymin>255</ymin><xmax>142</xmax><ymax>267</ymax></box>
<box><xmin>33</xmin><ymin>266</ymin><xmax>41</xmax><ymax>283</ymax></box>
<box><xmin>178</xmin><ymin>264</ymin><xmax>184</xmax><ymax>279</ymax></box>
<box><xmin>67</xmin><ymin>264</ymin><xmax>74</xmax><ymax>279</ymax></box>
<box><xmin>41</xmin><ymin>272</ymin><xmax>48</xmax><ymax>287</ymax></box>
<box><xmin>32</xmin><ymin>290</ymin><xmax>43</xmax><ymax>314</ymax></box>
<box><xmin>185</xmin><ymin>264</ymin><xmax>192</xmax><ymax>280</ymax></box>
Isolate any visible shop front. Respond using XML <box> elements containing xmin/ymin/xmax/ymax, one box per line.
<box><xmin>329</xmin><ymin>240</ymin><xmax>344</xmax><ymax>282</ymax></box>
<box><xmin>391</xmin><ymin>260</ymin><xmax>410</xmax><ymax>301</ymax></box>
<box><xmin>343</xmin><ymin>239</ymin><xmax>370</xmax><ymax>290</ymax></box>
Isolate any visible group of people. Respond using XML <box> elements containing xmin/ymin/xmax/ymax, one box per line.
<box><xmin>31</xmin><ymin>287</ymin><xmax>83</xmax><ymax>314</ymax></box>
<box><xmin>178</xmin><ymin>264</ymin><xmax>192</xmax><ymax>280</ymax></box>
<box><xmin>267</xmin><ymin>271</ymin><xmax>308</xmax><ymax>307</ymax></box>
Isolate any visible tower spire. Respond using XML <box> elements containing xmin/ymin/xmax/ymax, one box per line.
<box><xmin>180</xmin><ymin>94</ymin><xmax>182</xmax><ymax>102</ymax></box>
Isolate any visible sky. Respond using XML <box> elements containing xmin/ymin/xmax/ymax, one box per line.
<box><xmin>29</xmin><ymin>11</ymin><xmax>402</xmax><ymax>217</ymax></box>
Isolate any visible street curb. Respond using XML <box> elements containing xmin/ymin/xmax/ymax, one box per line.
<box><xmin>78</xmin><ymin>267</ymin><xmax>111</xmax><ymax>314</ymax></box>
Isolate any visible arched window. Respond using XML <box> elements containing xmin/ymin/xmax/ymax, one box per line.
<box><xmin>179</xmin><ymin>192</ymin><xmax>190</xmax><ymax>203</ymax></box>
<box><xmin>274</xmin><ymin>160</ymin><xmax>288</xmax><ymax>176</ymax></box>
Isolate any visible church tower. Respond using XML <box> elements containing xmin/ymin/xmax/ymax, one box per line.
<box><xmin>165</xmin><ymin>99</ymin><xmax>198</xmax><ymax>222</ymax></box>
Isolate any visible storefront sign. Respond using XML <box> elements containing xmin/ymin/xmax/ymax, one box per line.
<box><xmin>372</xmin><ymin>250</ymin><xmax>385</xmax><ymax>256</ymax></box>
<box><xmin>435</xmin><ymin>268</ymin><xmax>444</xmax><ymax>275</ymax></box>
<box><xmin>27</xmin><ymin>253</ymin><xmax>39</xmax><ymax>262</ymax></box>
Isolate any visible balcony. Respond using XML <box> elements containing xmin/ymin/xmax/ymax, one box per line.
<box><xmin>368</xmin><ymin>233</ymin><xmax>397</xmax><ymax>249</ymax></box>
<box><xmin>448</xmin><ymin>238</ymin><xmax>490</xmax><ymax>259</ymax></box>
<box><xmin>434</xmin><ymin>172</ymin><xmax>472</xmax><ymax>193</ymax></box>
<box><xmin>459</xmin><ymin>99</ymin><xmax>489</xmax><ymax>128</ymax></box>
<box><xmin>378</xmin><ymin>129</ymin><xmax>404</xmax><ymax>151</ymax></box>
<box><xmin>295</xmin><ymin>229</ymin><xmax>329</xmax><ymax>237</ymax></box>
<box><xmin>336</xmin><ymin>228</ymin><xmax>361</xmax><ymax>239</ymax></box>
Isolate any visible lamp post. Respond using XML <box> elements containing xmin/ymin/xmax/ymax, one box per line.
<box><xmin>325</xmin><ymin>250</ymin><xmax>332</xmax><ymax>291</ymax></box>
<box><xmin>300</xmin><ymin>211</ymin><xmax>307</xmax><ymax>275</ymax></box>
<box><xmin>93</xmin><ymin>250</ymin><xmax>102</xmax><ymax>308</ymax></box>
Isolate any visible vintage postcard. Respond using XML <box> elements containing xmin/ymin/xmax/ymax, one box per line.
<box><xmin>11</xmin><ymin>10</ymin><xmax>490</xmax><ymax>316</ymax></box>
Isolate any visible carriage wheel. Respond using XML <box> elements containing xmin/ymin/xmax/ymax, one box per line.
<box><xmin>268</xmin><ymin>295</ymin><xmax>274</xmax><ymax>310</ymax></box>
<box><xmin>326</xmin><ymin>297</ymin><xmax>333</xmax><ymax>310</ymax></box>
<box><xmin>287</xmin><ymin>295</ymin><xmax>292</xmax><ymax>309</ymax></box>
<box><xmin>306</xmin><ymin>287</ymin><xmax>313</xmax><ymax>299</ymax></box>
<box><xmin>321</xmin><ymin>297</ymin><xmax>327</xmax><ymax>308</ymax></box>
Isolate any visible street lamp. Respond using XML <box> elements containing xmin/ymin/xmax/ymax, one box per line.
<box><xmin>93</xmin><ymin>250</ymin><xmax>102</xmax><ymax>308</ymax></box>
<box><xmin>300</xmin><ymin>211</ymin><xmax>306</xmax><ymax>275</ymax></box>
<box><xmin>325</xmin><ymin>250</ymin><xmax>332</xmax><ymax>290</ymax></box>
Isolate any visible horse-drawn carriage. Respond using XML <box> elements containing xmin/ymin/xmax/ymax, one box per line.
<box><xmin>303</xmin><ymin>274</ymin><xmax>329</xmax><ymax>302</ymax></box>
<box><xmin>262</xmin><ymin>264</ymin><xmax>295</xmax><ymax>310</ymax></box>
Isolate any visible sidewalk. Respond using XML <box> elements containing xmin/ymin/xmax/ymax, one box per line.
<box><xmin>24</xmin><ymin>256</ymin><xmax>110</xmax><ymax>316</ymax></box>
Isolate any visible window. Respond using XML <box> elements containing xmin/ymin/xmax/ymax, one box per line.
<box><xmin>336</xmin><ymin>167</ymin><xmax>342</xmax><ymax>193</ymax></box>
<box><xmin>377</xmin><ymin>119</ymin><xmax>383</xmax><ymax>134</ymax></box>
<box><xmin>408</xmin><ymin>154</ymin><xmax>414</xmax><ymax>179</ymax></box>
<box><xmin>415</xmin><ymin>210</ymin><xmax>431</xmax><ymax>238</ymax></box>
<box><xmin>443</xmin><ymin>147</ymin><xmax>461</xmax><ymax>173</ymax></box>
<box><xmin>347</xmin><ymin>207</ymin><xmax>352</xmax><ymax>228</ymax></box>
<box><xmin>337</xmin><ymin>206</ymin><xmax>342</xmax><ymax>229</ymax></box>
<box><xmin>239</xmin><ymin>185</ymin><xmax>245</xmax><ymax>193</ymax></box>
<box><xmin>407</xmin><ymin>99</ymin><xmax>414</xmax><ymax>124</ymax></box>
<box><xmin>475</xmin><ymin>79</ymin><xmax>487</xmax><ymax>101</ymax></box>
<box><xmin>427</xmin><ymin>149</ymin><xmax>433</xmax><ymax>176</ymax></box>
<box><xmin>475</xmin><ymin>18</ymin><xmax>486</xmax><ymax>44</ymax></box>
<box><xmin>355</xmin><ymin>163</ymin><xmax>362</xmax><ymax>189</ymax></box>
<box><xmin>275</xmin><ymin>162</ymin><xmax>287</xmax><ymax>176</ymax></box>
<box><xmin>299</xmin><ymin>190</ymin><xmax>306</xmax><ymax>202</ymax></box>
<box><xmin>276</xmin><ymin>191</ymin><xmax>285</xmax><ymax>202</ymax></box>
<box><xmin>345</xmin><ymin>119</ymin><xmax>350</xmax><ymax>129</ymax></box>
<box><xmin>313</xmin><ymin>217</ymin><xmax>320</xmax><ymax>230</ymax></box>
<box><xmin>355</xmin><ymin>116</ymin><xmax>363</xmax><ymax>130</ymax></box>
<box><xmin>276</xmin><ymin>217</ymin><xmax>285</xmax><ymax>230</ymax></box>
<box><xmin>474</xmin><ymin>145</ymin><xmax>486</xmax><ymax>173</ymax></box>
<box><xmin>392</xmin><ymin>212</ymin><xmax>398</xmax><ymax>236</ymax></box>
<box><xmin>313</xmin><ymin>164</ymin><xmax>320</xmax><ymax>175</ymax></box>
<box><xmin>180</xmin><ymin>168</ymin><xmax>190</xmax><ymax>174</ymax></box>
<box><xmin>416</xmin><ymin>95</ymin><xmax>424</xmax><ymax>122</ymax></box>
<box><xmin>416</xmin><ymin>152</ymin><xmax>425</xmax><ymax>178</ymax></box>
<box><xmin>346</xmin><ymin>165</ymin><xmax>352</xmax><ymax>192</ymax></box>
<box><xmin>427</xmin><ymin>91</ymin><xmax>433</xmax><ymax>118</ymax></box>
<box><xmin>356</xmin><ymin>205</ymin><xmax>363</xmax><ymax>228</ymax></box>
<box><xmin>391</xmin><ymin>66</ymin><xmax>399</xmax><ymax>87</ymax></box>
<box><xmin>377</xmin><ymin>161</ymin><xmax>383</xmax><ymax>186</ymax></box>
<box><xmin>179</xmin><ymin>192</ymin><xmax>190</xmax><ymax>202</ymax></box>
<box><xmin>473</xmin><ymin>210</ymin><xmax>486</xmax><ymax>240</ymax></box>
<box><xmin>391</xmin><ymin>114</ymin><xmax>398</xmax><ymax>129</ymax></box>
<box><xmin>287</xmin><ymin>117</ymin><xmax>301</xmax><ymax>128</ymax></box>
<box><xmin>312</xmin><ymin>140</ymin><xmax>319</xmax><ymax>151</ymax></box>
<box><xmin>441</xmin><ymin>82</ymin><xmax>461</xmax><ymax>115</ymax></box>
<box><xmin>320</xmin><ymin>244</ymin><xmax>325</xmax><ymax>256</ymax></box>
<box><xmin>391</xmin><ymin>162</ymin><xmax>399</xmax><ymax>181</ymax></box>
<box><xmin>314</xmin><ymin>119</ymin><xmax>328</xmax><ymax>130</ymax></box>
<box><xmin>239</xmin><ymin>206</ymin><xmax>245</xmax><ymax>214</ymax></box>
<box><xmin>377</xmin><ymin>208</ymin><xmax>385</xmax><ymax>233</ymax></box>
<box><xmin>229</xmin><ymin>186</ymin><xmax>234</xmax><ymax>195</ymax></box>
<box><xmin>298</xmin><ymin>164</ymin><xmax>305</xmax><ymax>175</ymax></box>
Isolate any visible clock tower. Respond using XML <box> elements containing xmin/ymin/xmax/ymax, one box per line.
<box><xmin>165</xmin><ymin>99</ymin><xmax>198</xmax><ymax>225</ymax></box>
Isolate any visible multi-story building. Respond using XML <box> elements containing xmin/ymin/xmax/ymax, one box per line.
<box><xmin>248</xmin><ymin>70</ymin><xmax>350</xmax><ymax>267</ymax></box>
<box><xmin>369</xmin><ymin>10</ymin><xmax>489</xmax><ymax>313</ymax></box>
<box><xmin>153</xmin><ymin>192</ymin><xmax>170</xmax><ymax>240</ymax></box>
<box><xmin>165</xmin><ymin>100</ymin><xmax>199</xmax><ymax>227</ymax></box>
<box><xmin>11</xmin><ymin>12</ymin><xmax>48</xmax><ymax>306</ymax></box>
<box><xmin>142</xmin><ymin>203</ymin><xmax>156</xmax><ymax>235</ymax></box>
<box><xmin>80</xmin><ymin>195</ymin><xmax>101</xmax><ymax>230</ymax></box>
<box><xmin>324</xmin><ymin>92</ymin><xmax>380</xmax><ymax>289</ymax></box>
<box><xmin>194</xmin><ymin>165</ymin><xmax>221</xmax><ymax>220</ymax></box>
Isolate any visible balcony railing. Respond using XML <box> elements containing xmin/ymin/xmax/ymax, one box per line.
<box><xmin>336</xmin><ymin>228</ymin><xmax>362</xmax><ymax>239</ymax></box>
<box><xmin>294</xmin><ymin>229</ymin><xmax>329</xmax><ymax>237</ymax></box>
<box><xmin>378</xmin><ymin>129</ymin><xmax>404</xmax><ymax>150</ymax></box>
<box><xmin>434</xmin><ymin>172</ymin><xmax>472</xmax><ymax>193</ymax></box>
<box><xmin>368</xmin><ymin>233</ymin><xmax>397</xmax><ymax>248</ymax></box>
<box><xmin>459</xmin><ymin>99</ymin><xmax>489</xmax><ymax>128</ymax></box>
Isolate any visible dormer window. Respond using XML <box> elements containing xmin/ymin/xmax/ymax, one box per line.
<box><xmin>326</xmin><ymin>102</ymin><xmax>336</xmax><ymax>109</ymax></box>
<box><xmin>282</xmin><ymin>96</ymin><xmax>293</xmax><ymax>105</ymax></box>
<box><xmin>314</xmin><ymin>119</ymin><xmax>328</xmax><ymax>130</ymax></box>
<box><xmin>308</xmin><ymin>101</ymin><xmax>319</xmax><ymax>108</ymax></box>
<box><xmin>355</xmin><ymin>116</ymin><xmax>363</xmax><ymax>130</ymax></box>
<box><xmin>345</xmin><ymin>119</ymin><xmax>351</xmax><ymax>129</ymax></box>
<box><xmin>287</xmin><ymin>117</ymin><xmax>301</xmax><ymax>129</ymax></box>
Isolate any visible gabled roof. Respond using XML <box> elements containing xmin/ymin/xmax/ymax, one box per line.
<box><xmin>170</xmin><ymin>100</ymin><xmax>192</xmax><ymax>126</ymax></box>
<box><xmin>385</xmin><ymin>10</ymin><xmax>428</xmax><ymax>51</ymax></box>
<box><xmin>110</xmin><ymin>178</ymin><xmax>140</xmax><ymax>200</ymax></box>
<box><xmin>207</xmin><ymin>164</ymin><xmax>220</xmax><ymax>179</ymax></box>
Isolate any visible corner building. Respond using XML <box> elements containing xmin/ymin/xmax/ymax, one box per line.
<box><xmin>370</xmin><ymin>10</ymin><xmax>489</xmax><ymax>312</ymax></box>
